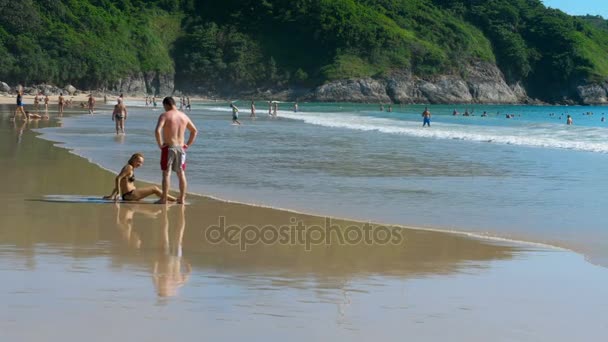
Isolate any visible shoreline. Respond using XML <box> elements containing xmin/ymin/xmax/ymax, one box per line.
<box><xmin>4</xmin><ymin>92</ymin><xmax>608</xmax><ymax>108</ymax></box>
<box><xmin>27</xmin><ymin>102</ymin><xmax>607</xmax><ymax>266</ymax></box>
<box><xmin>34</xmin><ymin>105</ymin><xmax>570</xmax><ymax>255</ymax></box>
<box><xmin>2</xmin><ymin>104</ymin><xmax>608</xmax><ymax>341</ymax></box>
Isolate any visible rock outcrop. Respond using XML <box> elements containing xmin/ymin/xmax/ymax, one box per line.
<box><xmin>306</xmin><ymin>61</ymin><xmax>527</xmax><ymax>104</ymax></box>
<box><xmin>109</xmin><ymin>71</ymin><xmax>175</xmax><ymax>96</ymax></box>
<box><xmin>312</xmin><ymin>78</ymin><xmax>391</xmax><ymax>103</ymax></box>
<box><xmin>577</xmin><ymin>83</ymin><xmax>608</xmax><ymax>104</ymax></box>
<box><xmin>0</xmin><ymin>81</ymin><xmax>10</xmax><ymax>93</ymax></box>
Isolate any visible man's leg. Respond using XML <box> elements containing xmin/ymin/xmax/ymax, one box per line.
<box><xmin>177</xmin><ymin>170</ymin><xmax>187</xmax><ymax>204</ymax></box>
<box><xmin>157</xmin><ymin>170</ymin><xmax>171</xmax><ymax>204</ymax></box>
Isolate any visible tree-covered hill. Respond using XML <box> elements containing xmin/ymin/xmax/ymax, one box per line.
<box><xmin>1</xmin><ymin>0</ymin><xmax>608</xmax><ymax>103</ymax></box>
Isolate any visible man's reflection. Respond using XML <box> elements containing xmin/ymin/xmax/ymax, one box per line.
<box><xmin>153</xmin><ymin>205</ymin><xmax>191</xmax><ymax>297</ymax></box>
<box><xmin>114</xmin><ymin>202</ymin><xmax>162</xmax><ymax>249</ymax></box>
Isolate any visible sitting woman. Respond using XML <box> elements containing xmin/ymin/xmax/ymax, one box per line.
<box><xmin>104</xmin><ymin>153</ymin><xmax>177</xmax><ymax>202</ymax></box>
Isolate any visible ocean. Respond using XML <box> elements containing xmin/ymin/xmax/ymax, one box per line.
<box><xmin>35</xmin><ymin>100</ymin><xmax>608</xmax><ymax>266</ymax></box>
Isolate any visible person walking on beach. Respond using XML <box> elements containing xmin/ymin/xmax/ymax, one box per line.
<box><xmin>103</xmin><ymin>153</ymin><xmax>177</xmax><ymax>202</ymax></box>
<box><xmin>250</xmin><ymin>101</ymin><xmax>256</xmax><ymax>118</ymax></box>
<box><xmin>44</xmin><ymin>94</ymin><xmax>49</xmax><ymax>112</ymax></box>
<box><xmin>230</xmin><ymin>103</ymin><xmax>241</xmax><ymax>125</ymax></box>
<box><xmin>87</xmin><ymin>94</ymin><xmax>96</xmax><ymax>115</ymax></box>
<box><xmin>155</xmin><ymin>97</ymin><xmax>198</xmax><ymax>204</ymax></box>
<box><xmin>112</xmin><ymin>97</ymin><xmax>128</xmax><ymax>134</ymax></box>
<box><xmin>58</xmin><ymin>93</ymin><xmax>65</xmax><ymax>116</ymax></box>
<box><xmin>422</xmin><ymin>107</ymin><xmax>431</xmax><ymax>127</ymax></box>
<box><xmin>13</xmin><ymin>90</ymin><xmax>28</xmax><ymax>121</ymax></box>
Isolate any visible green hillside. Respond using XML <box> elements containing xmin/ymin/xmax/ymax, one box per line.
<box><xmin>1</xmin><ymin>0</ymin><xmax>608</xmax><ymax>102</ymax></box>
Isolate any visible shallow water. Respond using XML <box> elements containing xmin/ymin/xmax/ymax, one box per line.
<box><xmin>32</xmin><ymin>101</ymin><xmax>608</xmax><ymax>265</ymax></box>
<box><xmin>1</xmin><ymin>105</ymin><xmax>608</xmax><ymax>341</ymax></box>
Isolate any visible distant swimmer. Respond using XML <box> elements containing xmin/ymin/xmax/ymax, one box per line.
<box><xmin>153</xmin><ymin>96</ymin><xmax>157</xmax><ymax>107</ymax></box>
<box><xmin>567</xmin><ymin>115</ymin><xmax>573</xmax><ymax>125</ymax></box>
<box><xmin>388</xmin><ymin>105</ymin><xmax>392</xmax><ymax>112</ymax></box>
<box><xmin>463</xmin><ymin>109</ymin><xmax>470</xmax><ymax>117</ymax></box>
<box><xmin>230</xmin><ymin>103</ymin><xmax>241</xmax><ymax>125</ymax></box>
<box><xmin>112</xmin><ymin>97</ymin><xmax>128</xmax><ymax>134</ymax></box>
<box><xmin>380</xmin><ymin>104</ymin><xmax>384</xmax><ymax>111</ymax></box>
<box><xmin>13</xmin><ymin>90</ymin><xmax>28</xmax><ymax>121</ymax></box>
<box><xmin>422</xmin><ymin>107</ymin><xmax>431</xmax><ymax>127</ymax></box>
<box><xmin>250</xmin><ymin>100</ymin><xmax>256</xmax><ymax>118</ymax></box>
<box><xmin>186</xmin><ymin>96</ymin><xmax>191</xmax><ymax>111</ymax></box>
<box><xmin>482</xmin><ymin>111</ymin><xmax>488</xmax><ymax>117</ymax></box>
<box><xmin>294</xmin><ymin>102</ymin><xmax>298</xmax><ymax>113</ymax></box>
<box><xmin>87</xmin><ymin>94</ymin><xmax>96</xmax><ymax>115</ymax></box>
<box><xmin>452</xmin><ymin>109</ymin><xmax>458</xmax><ymax>116</ymax></box>
<box><xmin>103</xmin><ymin>153</ymin><xmax>177</xmax><ymax>202</ymax></box>
<box><xmin>602</xmin><ymin>115</ymin><xmax>605</xmax><ymax>122</ymax></box>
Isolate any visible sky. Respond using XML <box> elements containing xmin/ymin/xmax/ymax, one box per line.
<box><xmin>542</xmin><ymin>0</ymin><xmax>608</xmax><ymax>18</ymax></box>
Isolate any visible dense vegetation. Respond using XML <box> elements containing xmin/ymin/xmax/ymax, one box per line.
<box><xmin>1</xmin><ymin>0</ymin><xmax>608</xmax><ymax>101</ymax></box>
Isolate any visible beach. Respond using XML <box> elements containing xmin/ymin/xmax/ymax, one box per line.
<box><xmin>1</xmin><ymin>102</ymin><xmax>607</xmax><ymax>341</ymax></box>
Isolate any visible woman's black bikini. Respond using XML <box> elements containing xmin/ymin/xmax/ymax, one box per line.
<box><xmin>121</xmin><ymin>173</ymin><xmax>136</xmax><ymax>201</ymax></box>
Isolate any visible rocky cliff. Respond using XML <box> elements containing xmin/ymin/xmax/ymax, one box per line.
<box><xmin>308</xmin><ymin>62</ymin><xmax>528</xmax><ymax>104</ymax></box>
<box><xmin>577</xmin><ymin>82</ymin><xmax>608</xmax><ymax>104</ymax></box>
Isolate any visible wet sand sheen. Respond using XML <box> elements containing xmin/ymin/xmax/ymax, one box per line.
<box><xmin>1</xmin><ymin>106</ymin><xmax>607</xmax><ymax>341</ymax></box>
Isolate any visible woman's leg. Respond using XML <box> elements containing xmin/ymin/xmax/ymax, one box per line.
<box><xmin>128</xmin><ymin>186</ymin><xmax>177</xmax><ymax>201</ymax></box>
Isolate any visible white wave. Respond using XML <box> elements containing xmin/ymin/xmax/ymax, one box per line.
<box><xmin>280</xmin><ymin>111</ymin><xmax>608</xmax><ymax>153</ymax></box>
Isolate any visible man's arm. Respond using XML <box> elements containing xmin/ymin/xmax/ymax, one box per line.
<box><xmin>155</xmin><ymin>114</ymin><xmax>166</xmax><ymax>149</ymax></box>
<box><xmin>185</xmin><ymin>118</ymin><xmax>198</xmax><ymax>148</ymax></box>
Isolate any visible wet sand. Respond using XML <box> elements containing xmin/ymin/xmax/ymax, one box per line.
<box><xmin>1</xmin><ymin>106</ymin><xmax>607</xmax><ymax>341</ymax></box>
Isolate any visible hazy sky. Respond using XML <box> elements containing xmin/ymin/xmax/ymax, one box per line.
<box><xmin>542</xmin><ymin>0</ymin><xmax>608</xmax><ymax>18</ymax></box>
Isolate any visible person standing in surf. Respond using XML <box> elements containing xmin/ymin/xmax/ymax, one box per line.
<box><xmin>250</xmin><ymin>100</ymin><xmax>256</xmax><ymax>118</ymax></box>
<box><xmin>155</xmin><ymin>97</ymin><xmax>198</xmax><ymax>204</ymax></box>
<box><xmin>112</xmin><ymin>97</ymin><xmax>128</xmax><ymax>134</ymax></box>
<box><xmin>230</xmin><ymin>103</ymin><xmax>242</xmax><ymax>125</ymax></box>
<box><xmin>58</xmin><ymin>93</ymin><xmax>65</xmax><ymax>116</ymax></box>
<box><xmin>87</xmin><ymin>94</ymin><xmax>96</xmax><ymax>115</ymax></box>
<box><xmin>422</xmin><ymin>107</ymin><xmax>431</xmax><ymax>127</ymax></box>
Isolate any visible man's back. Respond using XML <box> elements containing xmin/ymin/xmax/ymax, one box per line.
<box><xmin>161</xmin><ymin>109</ymin><xmax>190</xmax><ymax>147</ymax></box>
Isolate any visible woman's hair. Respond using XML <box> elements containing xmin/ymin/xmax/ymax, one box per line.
<box><xmin>128</xmin><ymin>153</ymin><xmax>144</xmax><ymax>165</ymax></box>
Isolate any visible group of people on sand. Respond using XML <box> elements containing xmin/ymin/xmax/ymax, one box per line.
<box><xmin>104</xmin><ymin>97</ymin><xmax>198</xmax><ymax>205</ymax></box>
<box><xmin>11</xmin><ymin>90</ymin><xmax>94</xmax><ymax>121</ymax></box>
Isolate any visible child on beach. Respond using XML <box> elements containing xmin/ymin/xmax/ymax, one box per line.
<box><xmin>103</xmin><ymin>153</ymin><xmax>177</xmax><ymax>202</ymax></box>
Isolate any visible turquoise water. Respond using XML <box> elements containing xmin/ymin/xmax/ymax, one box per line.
<box><xmin>36</xmin><ymin>101</ymin><xmax>608</xmax><ymax>265</ymax></box>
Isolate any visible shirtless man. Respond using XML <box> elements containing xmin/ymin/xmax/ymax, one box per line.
<box><xmin>87</xmin><ymin>94</ymin><xmax>96</xmax><ymax>115</ymax></box>
<box><xmin>58</xmin><ymin>93</ymin><xmax>65</xmax><ymax>115</ymax></box>
<box><xmin>155</xmin><ymin>97</ymin><xmax>198</xmax><ymax>204</ymax></box>
<box><xmin>44</xmin><ymin>95</ymin><xmax>49</xmax><ymax>111</ymax></box>
<box><xmin>422</xmin><ymin>107</ymin><xmax>431</xmax><ymax>127</ymax></box>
